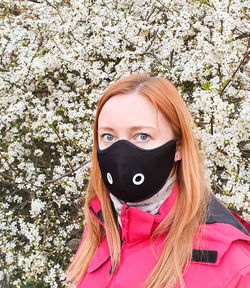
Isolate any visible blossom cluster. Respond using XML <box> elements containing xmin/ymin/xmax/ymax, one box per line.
<box><xmin>0</xmin><ymin>0</ymin><xmax>249</xmax><ymax>287</ymax></box>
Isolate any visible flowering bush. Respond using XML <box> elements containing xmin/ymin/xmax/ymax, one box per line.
<box><xmin>0</xmin><ymin>0</ymin><xmax>249</xmax><ymax>287</ymax></box>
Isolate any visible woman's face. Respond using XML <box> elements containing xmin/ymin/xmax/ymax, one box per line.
<box><xmin>98</xmin><ymin>92</ymin><xmax>181</xmax><ymax>161</ymax></box>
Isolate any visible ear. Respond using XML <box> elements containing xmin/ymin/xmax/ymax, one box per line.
<box><xmin>174</xmin><ymin>141</ymin><xmax>182</xmax><ymax>162</ymax></box>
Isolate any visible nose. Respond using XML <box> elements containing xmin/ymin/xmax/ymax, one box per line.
<box><xmin>117</xmin><ymin>133</ymin><xmax>130</xmax><ymax>141</ymax></box>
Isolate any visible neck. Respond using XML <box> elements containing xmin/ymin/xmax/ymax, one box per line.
<box><xmin>110</xmin><ymin>175</ymin><xmax>176</xmax><ymax>226</ymax></box>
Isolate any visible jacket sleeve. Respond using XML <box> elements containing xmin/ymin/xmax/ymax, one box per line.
<box><xmin>235</xmin><ymin>271</ymin><xmax>250</xmax><ymax>288</ymax></box>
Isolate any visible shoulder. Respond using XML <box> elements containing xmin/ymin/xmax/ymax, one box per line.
<box><xmin>192</xmin><ymin>194</ymin><xmax>250</xmax><ymax>282</ymax></box>
<box><xmin>206</xmin><ymin>194</ymin><xmax>249</xmax><ymax>235</ymax></box>
<box><xmin>200</xmin><ymin>194</ymin><xmax>249</xmax><ymax>252</ymax></box>
<box><xmin>203</xmin><ymin>194</ymin><xmax>249</xmax><ymax>248</ymax></box>
<box><xmin>193</xmin><ymin>194</ymin><xmax>249</xmax><ymax>263</ymax></box>
<box><xmin>189</xmin><ymin>195</ymin><xmax>250</xmax><ymax>287</ymax></box>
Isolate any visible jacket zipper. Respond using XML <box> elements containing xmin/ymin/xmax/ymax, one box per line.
<box><xmin>106</xmin><ymin>206</ymin><xmax>128</xmax><ymax>287</ymax></box>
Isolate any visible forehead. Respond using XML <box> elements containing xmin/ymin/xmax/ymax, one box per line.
<box><xmin>98</xmin><ymin>93</ymin><xmax>159</xmax><ymax>127</ymax></box>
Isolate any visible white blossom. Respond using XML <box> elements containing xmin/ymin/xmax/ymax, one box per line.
<box><xmin>30</xmin><ymin>199</ymin><xmax>45</xmax><ymax>217</ymax></box>
<box><xmin>0</xmin><ymin>0</ymin><xmax>249</xmax><ymax>286</ymax></box>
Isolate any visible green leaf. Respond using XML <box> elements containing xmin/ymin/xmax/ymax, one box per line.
<box><xmin>201</xmin><ymin>81</ymin><xmax>210</xmax><ymax>90</ymax></box>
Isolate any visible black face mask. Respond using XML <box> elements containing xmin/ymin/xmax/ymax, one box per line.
<box><xmin>97</xmin><ymin>139</ymin><xmax>176</xmax><ymax>203</ymax></box>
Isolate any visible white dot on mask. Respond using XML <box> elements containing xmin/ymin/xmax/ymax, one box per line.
<box><xmin>132</xmin><ymin>173</ymin><xmax>145</xmax><ymax>185</ymax></box>
<box><xmin>107</xmin><ymin>172</ymin><xmax>113</xmax><ymax>184</ymax></box>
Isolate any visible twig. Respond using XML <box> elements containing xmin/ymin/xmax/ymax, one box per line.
<box><xmin>52</xmin><ymin>38</ymin><xmax>64</xmax><ymax>55</ymax></box>
<box><xmin>23</xmin><ymin>34</ymin><xmax>44</xmax><ymax>87</ymax></box>
<box><xmin>0</xmin><ymin>179</ymin><xmax>35</xmax><ymax>197</ymax></box>
<box><xmin>45</xmin><ymin>162</ymin><xmax>89</xmax><ymax>184</ymax></box>
<box><xmin>0</xmin><ymin>76</ymin><xmax>26</xmax><ymax>93</ymax></box>
<box><xmin>27</xmin><ymin>0</ymin><xmax>41</xmax><ymax>3</ymax></box>
<box><xmin>220</xmin><ymin>51</ymin><xmax>250</xmax><ymax>97</ymax></box>
<box><xmin>234</xmin><ymin>32</ymin><xmax>250</xmax><ymax>41</ymax></box>
<box><xmin>145</xmin><ymin>6</ymin><xmax>156</xmax><ymax>22</ymax></box>
<box><xmin>0</xmin><ymin>172</ymin><xmax>14</xmax><ymax>181</ymax></box>
<box><xmin>46</xmin><ymin>124</ymin><xmax>89</xmax><ymax>190</ymax></box>
<box><xmin>169</xmin><ymin>49</ymin><xmax>174</xmax><ymax>68</ymax></box>
<box><xmin>140</xmin><ymin>51</ymin><xmax>163</xmax><ymax>65</ymax></box>
<box><xmin>144</xmin><ymin>29</ymin><xmax>159</xmax><ymax>54</ymax></box>
<box><xmin>68</xmin><ymin>31</ymin><xmax>85</xmax><ymax>46</ymax></box>
<box><xmin>128</xmin><ymin>2</ymin><xmax>134</xmax><ymax>14</ymax></box>
<box><xmin>123</xmin><ymin>36</ymin><xmax>135</xmax><ymax>47</ymax></box>
<box><xmin>44</xmin><ymin>0</ymin><xmax>64</xmax><ymax>23</ymax></box>
<box><xmin>0</xmin><ymin>152</ymin><xmax>24</xmax><ymax>180</ymax></box>
<box><xmin>49</xmin><ymin>125</ymin><xmax>75</xmax><ymax>171</ymax></box>
<box><xmin>202</xmin><ymin>1</ymin><xmax>216</xmax><ymax>10</ymax></box>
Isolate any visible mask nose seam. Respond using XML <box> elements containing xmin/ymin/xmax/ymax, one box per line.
<box><xmin>117</xmin><ymin>141</ymin><xmax>125</xmax><ymax>189</ymax></box>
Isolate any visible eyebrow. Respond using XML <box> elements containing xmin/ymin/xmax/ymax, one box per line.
<box><xmin>98</xmin><ymin>126</ymin><xmax>157</xmax><ymax>132</ymax></box>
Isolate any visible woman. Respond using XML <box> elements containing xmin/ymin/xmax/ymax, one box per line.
<box><xmin>66</xmin><ymin>74</ymin><xmax>250</xmax><ymax>287</ymax></box>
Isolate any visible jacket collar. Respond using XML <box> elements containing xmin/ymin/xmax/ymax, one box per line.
<box><xmin>89</xmin><ymin>185</ymin><xmax>178</xmax><ymax>242</ymax></box>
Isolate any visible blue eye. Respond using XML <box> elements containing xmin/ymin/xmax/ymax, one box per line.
<box><xmin>103</xmin><ymin>134</ymin><xmax>114</xmax><ymax>141</ymax></box>
<box><xmin>137</xmin><ymin>134</ymin><xmax>148</xmax><ymax>141</ymax></box>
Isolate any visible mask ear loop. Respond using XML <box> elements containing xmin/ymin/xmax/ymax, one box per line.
<box><xmin>170</xmin><ymin>158</ymin><xmax>179</xmax><ymax>179</ymax></box>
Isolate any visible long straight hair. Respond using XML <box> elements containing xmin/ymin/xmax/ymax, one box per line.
<box><xmin>66</xmin><ymin>74</ymin><xmax>210</xmax><ymax>287</ymax></box>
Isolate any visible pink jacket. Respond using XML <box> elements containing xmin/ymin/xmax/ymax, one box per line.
<box><xmin>76</xmin><ymin>185</ymin><xmax>250</xmax><ymax>287</ymax></box>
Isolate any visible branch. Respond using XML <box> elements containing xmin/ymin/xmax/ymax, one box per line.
<box><xmin>0</xmin><ymin>76</ymin><xmax>26</xmax><ymax>93</ymax></box>
<box><xmin>140</xmin><ymin>51</ymin><xmax>163</xmax><ymax>65</ymax></box>
<box><xmin>220</xmin><ymin>51</ymin><xmax>250</xmax><ymax>97</ymax></box>
<box><xmin>52</xmin><ymin>38</ymin><xmax>64</xmax><ymax>55</ymax></box>
<box><xmin>202</xmin><ymin>1</ymin><xmax>216</xmax><ymax>10</ymax></box>
<box><xmin>234</xmin><ymin>32</ymin><xmax>250</xmax><ymax>41</ymax></box>
<box><xmin>145</xmin><ymin>6</ymin><xmax>156</xmax><ymax>22</ymax></box>
<box><xmin>0</xmin><ymin>172</ymin><xmax>13</xmax><ymax>181</ymax></box>
<box><xmin>49</xmin><ymin>125</ymin><xmax>75</xmax><ymax>173</ymax></box>
<box><xmin>0</xmin><ymin>160</ymin><xmax>89</xmax><ymax>196</ymax></box>
<box><xmin>0</xmin><ymin>152</ymin><xmax>24</xmax><ymax>180</ymax></box>
<box><xmin>0</xmin><ymin>179</ymin><xmax>35</xmax><ymax>198</ymax></box>
<box><xmin>45</xmin><ymin>162</ymin><xmax>89</xmax><ymax>184</ymax></box>
<box><xmin>144</xmin><ymin>29</ymin><xmax>159</xmax><ymax>54</ymax></box>
<box><xmin>0</xmin><ymin>3</ymin><xmax>21</xmax><ymax>16</ymax></box>
<box><xmin>44</xmin><ymin>0</ymin><xmax>64</xmax><ymax>23</ymax></box>
<box><xmin>169</xmin><ymin>49</ymin><xmax>174</xmax><ymax>68</ymax></box>
<box><xmin>23</xmin><ymin>34</ymin><xmax>44</xmax><ymax>87</ymax></box>
<box><xmin>27</xmin><ymin>0</ymin><xmax>41</xmax><ymax>3</ymax></box>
